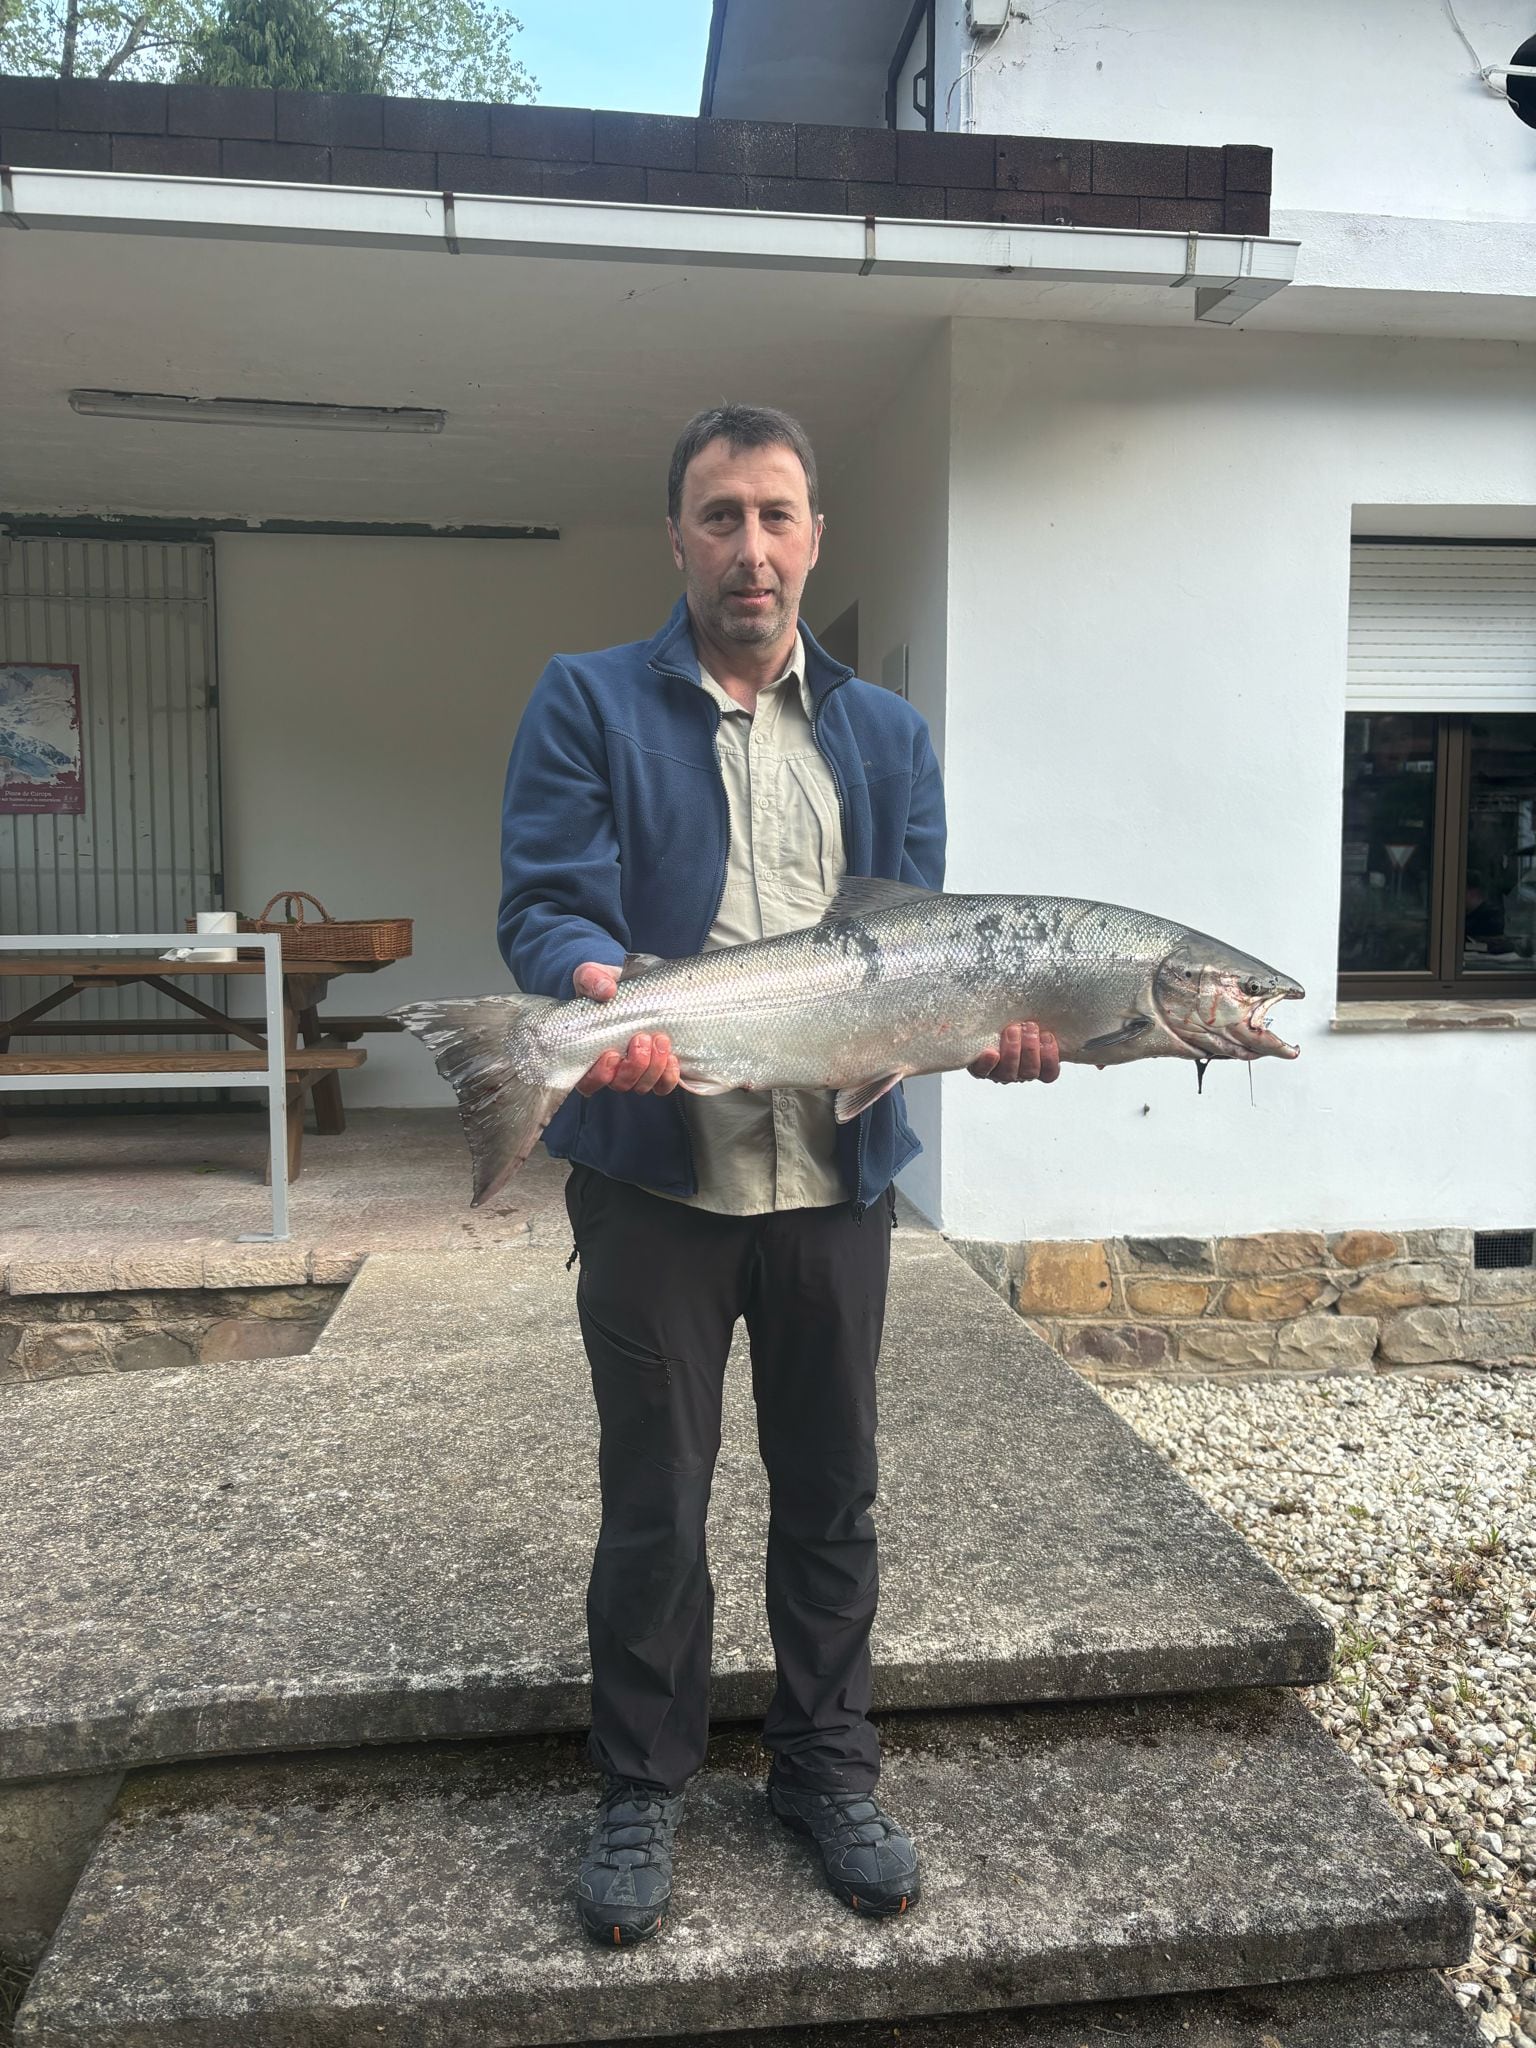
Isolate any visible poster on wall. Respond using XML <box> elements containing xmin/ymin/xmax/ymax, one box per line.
<box><xmin>0</xmin><ymin>664</ymin><xmax>85</xmax><ymax>815</ymax></box>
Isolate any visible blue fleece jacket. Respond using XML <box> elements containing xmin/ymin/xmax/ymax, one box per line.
<box><xmin>497</xmin><ymin>595</ymin><xmax>946</xmax><ymax>1210</ymax></box>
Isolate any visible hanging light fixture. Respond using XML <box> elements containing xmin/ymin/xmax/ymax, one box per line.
<box><xmin>68</xmin><ymin>391</ymin><xmax>446</xmax><ymax>433</ymax></box>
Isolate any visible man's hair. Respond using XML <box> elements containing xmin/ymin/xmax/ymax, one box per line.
<box><xmin>667</xmin><ymin>403</ymin><xmax>820</xmax><ymax>523</ymax></box>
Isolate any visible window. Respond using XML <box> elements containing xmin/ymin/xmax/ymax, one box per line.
<box><xmin>1339</xmin><ymin>543</ymin><xmax>1536</xmax><ymax>1000</ymax></box>
<box><xmin>1339</xmin><ymin>713</ymin><xmax>1536</xmax><ymax>995</ymax></box>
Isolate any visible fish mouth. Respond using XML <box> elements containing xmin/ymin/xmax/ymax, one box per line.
<box><xmin>1153</xmin><ymin>954</ymin><xmax>1306</xmax><ymax>1063</ymax></box>
<box><xmin>1230</xmin><ymin>988</ymin><xmax>1303</xmax><ymax>1061</ymax></box>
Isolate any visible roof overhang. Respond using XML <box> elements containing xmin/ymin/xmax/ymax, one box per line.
<box><xmin>0</xmin><ymin>168</ymin><xmax>1303</xmax><ymax>527</ymax></box>
<box><xmin>1251</xmin><ymin>206</ymin><xmax>1536</xmax><ymax>343</ymax></box>
<box><xmin>1</xmin><ymin>167</ymin><xmax>1296</xmax><ymax>324</ymax></box>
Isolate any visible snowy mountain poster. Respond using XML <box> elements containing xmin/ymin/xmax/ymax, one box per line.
<box><xmin>0</xmin><ymin>664</ymin><xmax>85</xmax><ymax>815</ymax></box>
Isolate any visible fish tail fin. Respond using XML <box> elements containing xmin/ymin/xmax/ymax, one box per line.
<box><xmin>390</xmin><ymin>995</ymin><xmax>569</xmax><ymax>1209</ymax></box>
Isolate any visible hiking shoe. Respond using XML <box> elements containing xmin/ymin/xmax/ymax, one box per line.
<box><xmin>768</xmin><ymin>1779</ymin><xmax>920</xmax><ymax>1916</ymax></box>
<box><xmin>575</xmin><ymin>1777</ymin><xmax>685</xmax><ymax>1947</ymax></box>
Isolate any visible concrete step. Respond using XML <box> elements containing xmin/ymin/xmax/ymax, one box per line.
<box><xmin>13</xmin><ymin>1979</ymin><xmax>1484</xmax><ymax>2048</ymax></box>
<box><xmin>0</xmin><ymin>1237</ymin><xmax>1329</xmax><ymax>1784</ymax></box>
<box><xmin>15</xmin><ymin>1692</ymin><xmax>1471</xmax><ymax>2048</ymax></box>
<box><xmin>634</xmin><ymin>1975</ymin><xmax>1483</xmax><ymax>2048</ymax></box>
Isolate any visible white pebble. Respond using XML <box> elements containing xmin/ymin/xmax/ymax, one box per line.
<box><xmin>1105</xmin><ymin>1368</ymin><xmax>1536</xmax><ymax>2032</ymax></box>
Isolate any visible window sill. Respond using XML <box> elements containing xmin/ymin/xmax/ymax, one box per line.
<box><xmin>1331</xmin><ymin>999</ymin><xmax>1536</xmax><ymax>1033</ymax></box>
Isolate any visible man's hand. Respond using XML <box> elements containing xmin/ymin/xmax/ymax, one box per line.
<box><xmin>968</xmin><ymin>1021</ymin><xmax>1061</xmax><ymax>1085</ymax></box>
<box><xmin>571</xmin><ymin>961</ymin><xmax>681</xmax><ymax>1098</ymax></box>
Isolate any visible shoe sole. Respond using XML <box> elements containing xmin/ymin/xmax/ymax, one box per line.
<box><xmin>770</xmin><ymin>1800</ymin><xmax>921</xmax><ymax>1918</ymax></box>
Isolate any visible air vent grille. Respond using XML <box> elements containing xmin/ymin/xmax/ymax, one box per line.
<box><xmin>1474</xmin><ymin>1230</ymin><xmax>1535</xmax><ymax>1270</ymax></box>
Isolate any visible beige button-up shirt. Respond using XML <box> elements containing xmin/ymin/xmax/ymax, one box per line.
<box><xmin>660</xmin><ymin>631</ymin><xmax>848</xmax><ymax>1215</ymax></box>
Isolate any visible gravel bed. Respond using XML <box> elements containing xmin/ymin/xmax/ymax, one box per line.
<box><xmin>1105</xmin><ymin>1366</ymin><xmax>1535</xmax><ymax>2045</ymax></box>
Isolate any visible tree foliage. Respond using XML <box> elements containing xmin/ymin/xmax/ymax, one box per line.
<box><xmin>179</xmin><ymin>0</ymin><xmax>379</xmax><ymax>92</ymax></box>
<box><xmin>0</xmin><ymin>0</ymin><xmax>536</xmax><ymax>99</ymax></box>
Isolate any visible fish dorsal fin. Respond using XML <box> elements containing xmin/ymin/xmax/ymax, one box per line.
<box><xmin>820</xmin><ymin>876</ymin><xmax>938</xmax><ymax>925</ymax></box>
<box><xmin>620</xmin><ymin>951</ymin><xmax>670</xmax><ymax>980</ymax></box>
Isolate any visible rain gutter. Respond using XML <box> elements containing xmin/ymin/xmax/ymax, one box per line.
<box><xmin>1</xmin><ymin>167</ymin><xmax>1298</xmax><ymax>325</ymax></box>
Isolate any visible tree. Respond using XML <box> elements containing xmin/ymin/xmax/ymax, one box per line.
<box><xmin>179</xmin><ymin>0</ymin><xmax>380</xmax><ymax>92</ymax></box>
<box><xmin>0</xmin><ymin>0</ymin><xmax>536</xmax><ymax>99</ymax></box>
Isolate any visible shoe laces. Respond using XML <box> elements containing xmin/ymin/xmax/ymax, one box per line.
<box><xmin>795</xmin><ymin>1788</ymin><xmax>892</xmax><ymax>1847</ymax></box>
<box><xmin>591</xmin><ymin>1779</ymin><xmax>677</xmax><ymax>1868</ymax></box>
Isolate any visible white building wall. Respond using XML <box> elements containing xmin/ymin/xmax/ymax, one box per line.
<box><xmin>214</xmin><ymin>528</ymin><xmax>681</xmax><ymax>1107</ymax></box>
<box><xmin>815</xmin><ymin>332</ymin><xmax>953</xmax><ymax>1219</ymax></box>
<box><xmin>939</xmin><ymin>317</ymin><xmax>1536</xmax><ymax>1242</ymax></box>
<box><xmin>936</xmin><ymin>0</ymin><xmax>1533</xmax><ymax>224</ymax></box>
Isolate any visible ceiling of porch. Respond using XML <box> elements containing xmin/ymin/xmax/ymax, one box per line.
<box><xmin>0</xmin><ymin>217</ymin><xmax>1220</xmax><ymax>530</ymax></box>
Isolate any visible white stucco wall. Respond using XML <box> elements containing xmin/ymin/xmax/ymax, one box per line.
<box><xmin>938</xmin><ymin>317</ymin><xmax>1536</xmax><ymax>1242</ymax></box>
<box><xmin>214</xmin><ymin>528</ymin><xmax>681</xmax><ymax>1106</ymax></box>
<box><xmin>816</xmin><ymin>333</ymin><xmax>953</xmax><ymax>1220</ymax></box>
<box><xmin>936</xmin><ymin>0</ymin><xmax>1534</xmax><ymax>225</ymax></box>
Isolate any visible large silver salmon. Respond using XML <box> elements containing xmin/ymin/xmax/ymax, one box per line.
<box><xmin>393</xmin><ymin>877</ymin><xmax>1303</xmax><ymax>1207</ymax></box>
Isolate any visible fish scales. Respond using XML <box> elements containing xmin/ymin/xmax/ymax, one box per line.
<box><xmin>394</xmin><ymin>877</ymin><xmax>1304</xmax><ymax>1208</ymax></box>
<box><xmin>531</xmin><ymin>899</ymin><xmax>1020</xmax><ymax>1091</ymax></box>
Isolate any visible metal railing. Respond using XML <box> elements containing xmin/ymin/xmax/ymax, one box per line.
<box><xmin>0</xmin><ymin>931</ymin><xmax>290</xmax><ymax>1241</ymax></box>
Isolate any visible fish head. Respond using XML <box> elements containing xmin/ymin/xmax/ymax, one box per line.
<box><xmin>1152</xmin><ymin>939</ymin><xmax>1305</xmax><ymax>1062</ymax></box>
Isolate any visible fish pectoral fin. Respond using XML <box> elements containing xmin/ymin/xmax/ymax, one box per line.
<box><xmin>819</xmin><ymin>875</ymin><xmax>937</xmax><ymax>925</ymax></box>
<box><xmin>833</xmin><ymin>1071</ymin><xmax>907</xmax><ymax>1123</ymax></box>
<box><xmin>1083</xmin><ymin>1014</ymin><xmax>1154</xmax><ymax>1053</ymax></box>
<box><xmin>676</xmin><ymin>1070</ymin><xmax>736</xmax><ymax>1097</ymax></box>
<box><xmin>620</xmin><ymin>951</ymin><xmax>670</xmax><ymax>979</ymax></box>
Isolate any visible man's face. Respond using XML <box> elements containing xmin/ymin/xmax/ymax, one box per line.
<box><xmin>668</xmin><ymin>437</ymin><xmax>822</xmax><ymax>650</ymax></box>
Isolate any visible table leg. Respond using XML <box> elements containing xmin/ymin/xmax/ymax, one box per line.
<box><xmin>300</xmin><ymin>1003</ymin><xmax>346</xmax><ymax>1135</ymax></box>
<box><xmin>1</xmin><ymin>980</ymin><xmax>92</xmax><ymax>1140</ymax></box>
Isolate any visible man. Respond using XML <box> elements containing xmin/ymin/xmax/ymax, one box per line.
<box><xmin>498</xmin><ymin>404</ymin><xmax>1059</xmax><ymax>1947</ymax></box>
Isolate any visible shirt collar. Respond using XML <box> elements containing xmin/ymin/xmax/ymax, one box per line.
<box><xmin>696</xmin><ymin>629</ymin><xmax>809</xmax><ymax>717</ymax></box>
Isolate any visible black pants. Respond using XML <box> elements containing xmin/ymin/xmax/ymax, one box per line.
<box><xmin>565</xmin><ymin>1162</ymin><xmax>893</xmax><ymax>1798</ymax></box>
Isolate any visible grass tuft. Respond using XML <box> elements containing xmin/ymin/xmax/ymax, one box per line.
<box><xmin>1</xmin><ymin>1955</ymin><xmax>33</xmax><ymax>2047</ymax></box>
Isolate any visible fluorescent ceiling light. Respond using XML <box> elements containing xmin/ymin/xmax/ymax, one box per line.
<box><xmin>67</xmin><ymin>390</ymin><xmax>446</xmax><ymax>433</ymax></box>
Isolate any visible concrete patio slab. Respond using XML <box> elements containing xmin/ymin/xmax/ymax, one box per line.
<box><xmin>0</xmin><ymin>1237</ymin><xmax>1330</xmax><ymax>1782</ymax></box>
<box><xmin>14</xmin><ymin>1695</ymin><xmax>1473</xmax><ymax>2048</ymax></box>
<box><xmin>0</xmin><ymin>1110</ymin><xmax>565</xmax><ymax>1293</ymax></box>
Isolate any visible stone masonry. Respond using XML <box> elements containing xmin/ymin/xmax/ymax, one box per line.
<box><xmin>0</xmin><ymin>1286</ymin><xmax>341</xmax><ymax>1384</ymax></box>
<box><xmin>949</xmin><ymin>1230</ymin><xmax>1536</xmax><ymax>1382</ymax></box>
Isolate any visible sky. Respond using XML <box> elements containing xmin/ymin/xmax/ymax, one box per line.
<box><xmin>511</xmin><ymin>1</ymin><xmax>716</xmax><ymax>117</ymax></box>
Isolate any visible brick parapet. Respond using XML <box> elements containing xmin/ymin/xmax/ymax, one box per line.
<box><xmin>0</xmin><ymin>76</ymin><xmax>1272</xmax><ymax>234</ymax></box>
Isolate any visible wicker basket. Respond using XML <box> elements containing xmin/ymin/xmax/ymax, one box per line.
<box><xmin>191</xmin><ymin>892</ymin><xmax>413</xmax><ymax>963</ymax></box>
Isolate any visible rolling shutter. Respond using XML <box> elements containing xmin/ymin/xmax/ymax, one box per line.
<box><xmin>1347</xmin><ymin>543</ymin><xmax>1536</xmax><ymax>713</ymax></box>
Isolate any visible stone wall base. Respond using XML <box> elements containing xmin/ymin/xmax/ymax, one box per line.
<box><xmin>0</xmin><ymin>1286</ymin><xmax>342</xmax><ymax>1384</ymax></box>
<box><xmin>949</xmin><ymin>1230</ymin><xmax>1536</xmax><ymax>1382</ymax></box>
<box><xmin>0</xmin><ymin>1775</ymin><xmax>122</xmax><ymax>1972</ymax></box>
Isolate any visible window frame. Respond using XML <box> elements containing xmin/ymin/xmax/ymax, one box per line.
<box><xmin>885</xmin><ymin>0</ymin><xmax>936</xmax><ymax>131</ymax></box>
<box><xmin>1339</xmin><ymin>710</ymin><xmax>1536</xmax><ymax>1001</ymax></box>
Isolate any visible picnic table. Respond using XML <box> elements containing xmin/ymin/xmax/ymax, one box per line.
<box><xmin>0</xmin><ymin>952</ymin><xmax>403</xmax><ymax>1180</ymax></box>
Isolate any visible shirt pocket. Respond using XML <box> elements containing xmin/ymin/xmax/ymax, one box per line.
<box><xmin>777</xmin><ymin>750</ymin><xmax>847</xmax><ymax>909</ymax></box>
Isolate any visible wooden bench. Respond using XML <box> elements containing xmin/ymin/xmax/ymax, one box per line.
<box><xmin>0</xmin><ymin>1044</ymin><xmax>366</xmax><ymax>1182</ymax></box>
